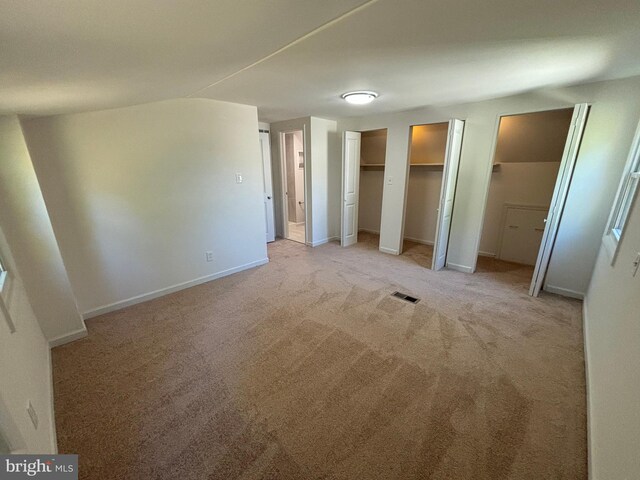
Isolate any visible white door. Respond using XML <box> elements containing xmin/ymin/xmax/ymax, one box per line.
<box><xmin>342</xmin><ymin>131</ymin><xmax>361</xmax><ymax>247</ymax></box>
<box><xmin>259</xmin><ymin>131</ymin><xmax>275</xmax><ymax>242</ymax></box>
<box><xmin>530</xmin><ymin>103</ymin><xmax>589</xmax><ymax>296</ymax></box>
<box><xmin>432</xmin><ymin>119</ymin><xmax>465</xmax><ymax>270</ymax></box>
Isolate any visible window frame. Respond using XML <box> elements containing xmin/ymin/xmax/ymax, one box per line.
<box><xmin>604</xmin><ymin>119</ymin><xmax>640</xmax><ymax>263</ymax></box>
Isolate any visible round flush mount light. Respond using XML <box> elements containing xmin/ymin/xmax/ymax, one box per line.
<box><xmin>341</xmin><ymin>91</ymin><xmax>379</xmax><ymax>105</ymax></box>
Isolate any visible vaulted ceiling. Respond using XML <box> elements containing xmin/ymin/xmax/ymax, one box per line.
<box><xmin>2</xmin><ymin>0</ymin><xmax>640</xmax><ymax>121</ymax></box>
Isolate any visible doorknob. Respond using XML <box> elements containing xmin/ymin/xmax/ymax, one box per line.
<box><xmin>267</xmin><ymin>196</ymin><xmax>271</xmax><ymax>200</ymax></box>
<box><xmin>543</xmin><ymin>218</ymin><xmax>547</xmax><ymax>223</ymax></box>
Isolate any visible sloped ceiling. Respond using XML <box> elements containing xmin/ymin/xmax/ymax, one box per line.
<box><xmin>2</xmin><ymin>0</ymin><xmax>640</xmax><ymax>121</ymax></box>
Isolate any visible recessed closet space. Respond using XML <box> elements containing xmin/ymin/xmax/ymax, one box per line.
<box><xmin>477</xmin><ymin>108</ymin><xmax>574</xmax><ymax>271</ymax></box>
<box><xmin>402</xmin><ymin>122</ymin><xmax>450</xmax><ymax>268</ymax></box>
<box><xmin>358</xmin><ymin>128</ymin><xmax>387</xmax><ymax>247</ymax></box>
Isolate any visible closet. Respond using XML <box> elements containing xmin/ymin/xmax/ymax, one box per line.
<box><xmin>357</xmin><ymin>129</ymin><xmax>387</xmax><ymax>246</ymax></box>
<box><xmin>478</xmin><ymin>108</ymin><xmax>574</xmax><ymax>271</ymax></box>
<box><xmin>402</xmin><ymin>122</ymin><xmax>450</xmax><ymax>268</ymax></box>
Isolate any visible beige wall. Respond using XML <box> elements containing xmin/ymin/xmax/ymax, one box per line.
<box><xmin>358</xmin><ymin>129</ymin><xmax>387</xmax><ymax>234</ymax></box>
<box><xmin>360</xmin><ymin>129</ymin><xmax>387</xmax><ymax>165</ymax></box>
<box><xmin>0</xmin><ymin>227</ymin><xmax>57</xmax><ymax>454</ymax></box>
<box><xmin>0</xmin><ymin>116</ymin><xmax>84</xmax><ymax>344</ymax></box>
<box><xmin>403</xmin><ymin>169</ymin><xmax>442</xmax><ymax>244</ymax></box>
<box><xmin>358</xmin><ymin>170</ymin><xmax>384</xmax><ymax>234</ymax></box>
<box><xmin>22</xmin><ymin>98</ymin><xmax>269</xmax><ymax>317</ymax></box>
<box><xmin>339</xmin><ymin>75</ymin><xmax>640</xmax><ymax>295</ymax></box>
<box><xmin>479</xmin><ymin>163</ymin><xmax>561</xmax><ymax>255</ymax></box>
<box><xmin>584</xmin><ymin>181</ymin><xmax>640</xmax><ymax>479</ymax></box>
<box><xmin>495</xmin><ymin>109</ymin><xmax>573</xmax><ymax>163</ymax></box>
<box><xmin>409</xmin><ymin>123</ymin><xmax>448</xmax><ymax>165</ymax></box>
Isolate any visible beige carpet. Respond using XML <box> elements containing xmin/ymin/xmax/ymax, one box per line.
<box><xmin>52</xmin><ymin>237</ymin><xmax>586</xmax><ymax>479</ymax></box>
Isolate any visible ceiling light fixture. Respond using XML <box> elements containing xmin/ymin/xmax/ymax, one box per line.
<box><xmin>341</xmin><ymin>91</ymin><xmax>378</xmax><ymax>105</ymax></box>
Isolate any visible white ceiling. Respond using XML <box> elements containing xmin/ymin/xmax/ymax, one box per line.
<box><xmin>2</xmin><ymin>0</ymin><xmax>640</xmax><ymax>121</ymax></box>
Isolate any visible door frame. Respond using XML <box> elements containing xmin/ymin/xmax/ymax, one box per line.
<box><xmin>278</xmin><ymin>128</ymin><xmax>309</xmax><ymax>244</ymax></box>
<box><xmin>530</xmin><ymin>103</ymin><xmax>589</xmax><ymax>296</ymax></box>
<box><xmin>471</xmin><ymin>104</ymin><xmax>589</xmax><ymax>295</ymax></box>
<box><xmin>399</xmin><ymin>119</ymin><xmax>462</xmax><ymax>267</ymax></box>
<box><xmin>259</xmin><ymin>129</ymin><xmax>275</xmax><ymax>243</ymax></box>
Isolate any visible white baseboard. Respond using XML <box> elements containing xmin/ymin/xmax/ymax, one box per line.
<box><xmin>478</xmin><ymin>250</ymin><xmax>496</xmax><ymax>258</ymax></box>
<box><xmin>582</xmin><ymin>298</ymin><xmax>593</xmax><ymax>480</ymax></box>
<box><xmin>82</xmin><ymin>258</ymin><xmax>269</xmax><ymax>320</ymax></box>
<box><xmin>379</xmin><ymin>246</ymin><xmax>399</xmax><ymax>255</ymax></box>
<box><xmin>543</xmin><ymin>284</ymin><xmax>585</xmax><ymax>300</ymax></box>
<box><xmin>446</xmin><ymin>262</ymin><xmax>474</xmax><ymax>273</ymax></box>
<box><xmin>310</xmin><ymin>236</ymin><xmax>339</xmax><ymax>247</ymax></box>
<box><xmin>403</xmin><ymin>236</ymin><xmax>434</xmax><ymax>246</ymax></box>
<box><xmin>48</xmin><ymin>327</ymin><xmax>88</xmax><ymax>348</ymax></box>
<box><xmin>358</xmin><ymin>228</ymin><xmax>380</xmax><ymax>235</ymax></box>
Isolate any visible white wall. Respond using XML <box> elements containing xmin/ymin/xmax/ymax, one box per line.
<box><xmin>0</xmin><ymin>227</ymin><xmax>57</xmax><ymax>454</ymax></box>
<box><xmin>21</xmin><ymin>98</ymin><xmax>268</xmax><ymax>317</ymax></box>
<box><xmin>584</xmin><ymin>189</ymin><xmax>640</xmax><ymax>478</ymax></box>
<box><xmin>309</xmin><ymin>117</ymin><xmax>340</xmax><ymax>244</ymax></box>
<box><xmin>0</xmin><ymin>116</ymin><xmax>85</xmax><ymax>344</ymax></box>
<box><xmin>338</xmin><ymin>76</ymin><xmax>640</xmax><ymax>295</ymax></box>
<box><xmin>479</xmin><ymin>163</ymin><xmax>560</xmax><ymax>255</ymax></box>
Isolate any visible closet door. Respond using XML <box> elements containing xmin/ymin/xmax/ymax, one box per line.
<box><xmin>342</xmin><ymin>131</ymin><xmax>361</xmax><ymax>247</ymax></box>
<box><xmin>432</xmin><ymin>119</ymin><xmax>465</xmax><ymax>270</ymax></box>
<box><xmin>530</xmin><ymin>103</ymin><xmax>589</xmax><ymax>296</ymax></box>
<box><xmin>259</xmin><ymin>131</ymin><xmax>276</xmax><ymax>242</ymax></box>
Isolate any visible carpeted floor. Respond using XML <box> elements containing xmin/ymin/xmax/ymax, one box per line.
<box><xmin>52</xmin><ymin>237</ymin><xmax>586</xmax><ymax>479</ymax></box>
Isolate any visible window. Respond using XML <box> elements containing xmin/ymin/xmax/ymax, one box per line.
<box><xmin>605</xmin><ymin>118</ymin><xmax>640</xmax><ymax>260</ymax></box>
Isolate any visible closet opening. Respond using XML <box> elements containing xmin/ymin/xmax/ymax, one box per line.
<box><xmin>280</xmin><ymin>130</ymin><xmax>306</xmax><ymax>244</ymax></box>
<box><xmin>357</xmin><ymin>128</ymin><xmax>387</xmax><ymax>249</ymax></box>
<box><xmin>401</xmin><ymin>120</ymin><xmax>464</xmax><ymax>270</ymax></box>
<box><xmin>476</xmin><ymin>105</ymin><xmax>588</xmax><ymax>296</ymax></box>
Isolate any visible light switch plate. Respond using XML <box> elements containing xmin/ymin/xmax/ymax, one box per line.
<box><xmin>235</xmin><ymin>173</ymin><xmax>243</xmax><ymax>184</ymax></box>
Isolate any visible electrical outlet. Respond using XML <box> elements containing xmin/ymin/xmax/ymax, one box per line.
<box><xmin>386</xmin><ymin>176</ymin><xmax>393</xmax><ymax>185</ymax></box>
<box><xmin>27</xmin><ymin>401</ymin><xmax>38</xmax><ymax>430</ymax></box>
<box><xmin>205</xmin><ymin>251</ymin><xmax>214</xmax><ymax>262</ymax></box>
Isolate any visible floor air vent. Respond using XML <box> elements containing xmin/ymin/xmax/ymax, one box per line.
<box><xmin>391</xmin><ymin>291</ymin><xmax>420</xmax><ymax>304</ymax></box>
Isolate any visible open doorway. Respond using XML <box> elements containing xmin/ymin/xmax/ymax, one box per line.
<box><xmin>357</xmin><ymin>128</ymin><xmax>387</xmax><ymax>249</ymax></box>
<box><xmin>280</xmin><ymin>130</ymin><xmax>306</xmax><ymax>244</ymax></box>
<box><xmin>476</xmin><ymin>105</ymin><xmax>589</xmax><ymax>295</ymax></box>
<box><xmin>402</xmin><ymin>122</ymin><xmax>449</xmax><ymax>269</ymax></box>
<box><xmin>401</xmin><ymin>120</ymin><xmax>464</xmax><ymax>270</ymax></box>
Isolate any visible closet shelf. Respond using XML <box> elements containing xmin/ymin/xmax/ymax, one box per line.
<box><xmin>360</xmin><ymin>163</ymin><xmax>385</xmax><ymax>168</ymax></box>
<box><xmin>410</xmin><ymin>163</ymin><xmax>444</xmax><ymax>167</ymax></box>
